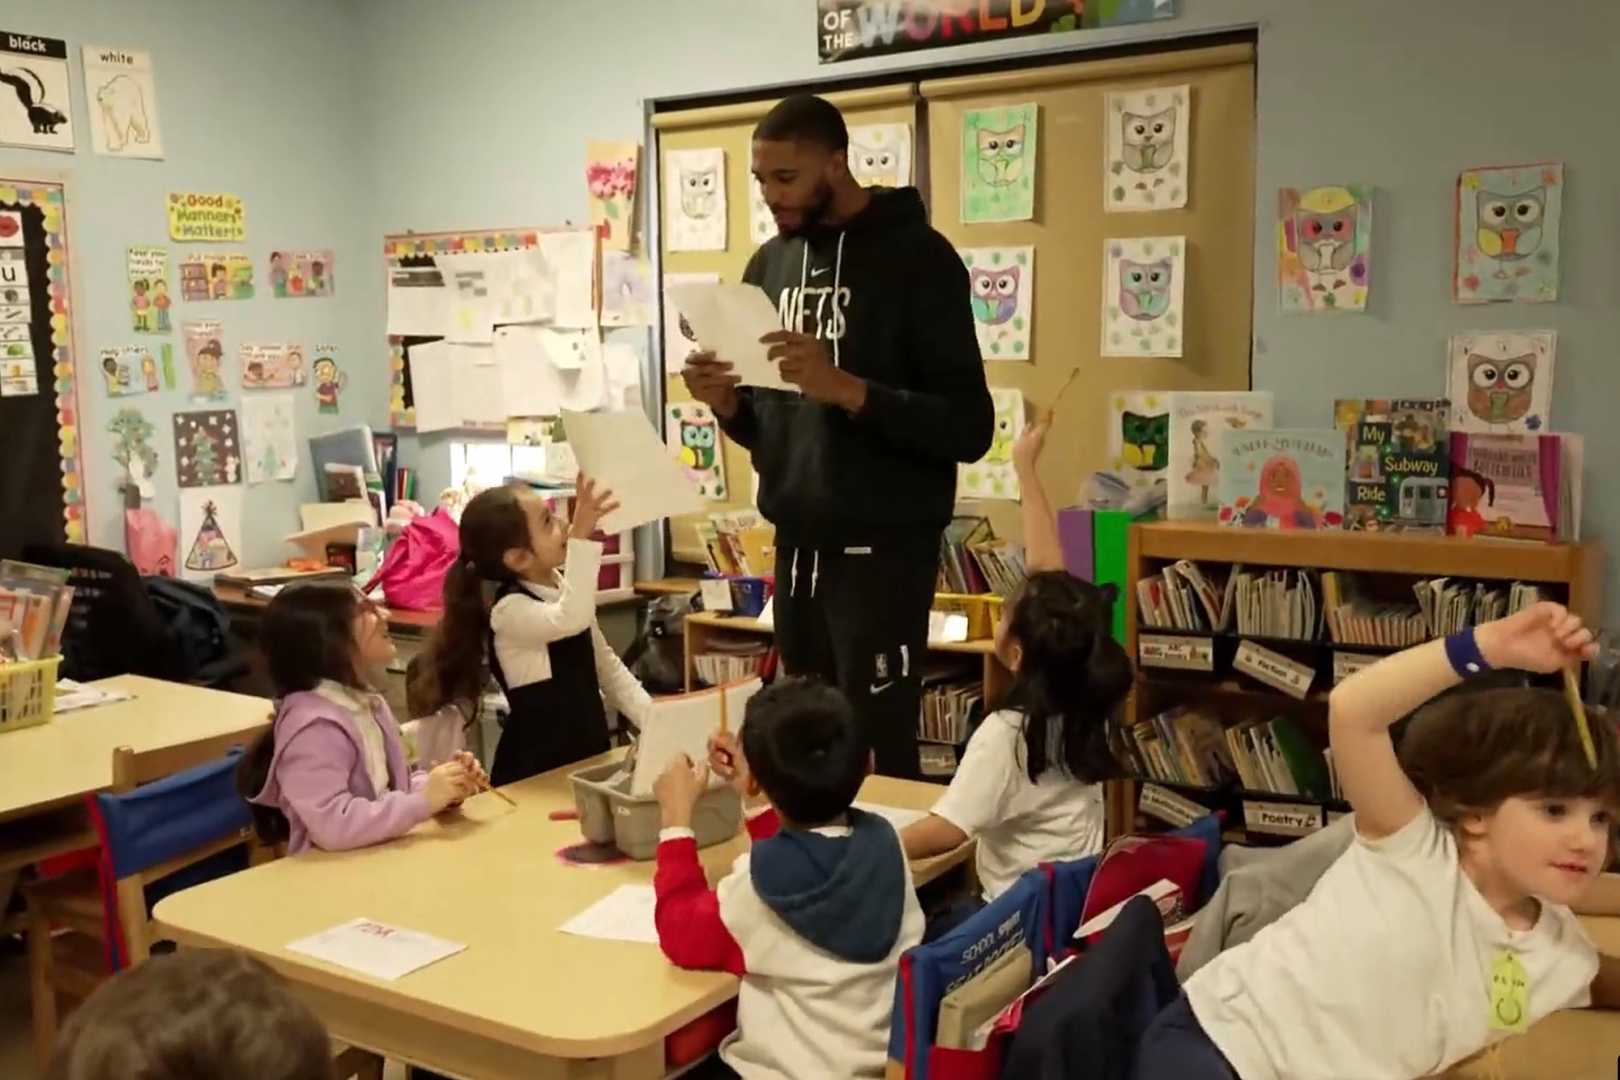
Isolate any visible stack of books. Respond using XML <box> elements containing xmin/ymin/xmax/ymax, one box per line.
<box><xmin>1223</xmin><ymin>715</ymin><xmax>1331</xmax><ymax>800</ymax></box>
<box><xmin>917</xmin><ymin>669</ymin><xmax>983</xmax><ymax>745</ymax></box>
<box><xmin>1321</xmin><ymin>571</ymin><xmax>1427</xmax><ymax>647</ymax></box>
<box><xmin>1120</xmin><ymin>706</ymin><xmax>1231</xmax><ymax>788</ymax></box>
<box><xmin>692</xmin><ymin>639</ymin><xmax>769</xmax><ymax>687</ymax></box>
<box><xmin>1136</xmin><ymin>559</ymin><xmax>1230</xmax><ymax>632</ymax></box>
<box><xmin>937</xmin><ymin>519</ymin><xmax>1027</xmax><ymax>598</ymax></box>
<box><xmin>695</xmin><ymin>511</ymin><xmax>773</xmax><ymax>578</ymax></box>
<box><xmin>1231</xmin><ymin>568</ymin><xmax>1320</xmax><ymax>640</ymax></box>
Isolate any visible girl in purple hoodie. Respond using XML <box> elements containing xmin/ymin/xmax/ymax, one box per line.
<box><xmin>237</xmin><ymin>584</ymin><xmax>485</xmax><ymax>854</ymax></box>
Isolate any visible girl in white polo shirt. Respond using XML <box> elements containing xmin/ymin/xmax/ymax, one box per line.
<box><xmin>1135</xmin><ymin>602</ymin><xmax>1620</xmax><ymax>1080</ymax></box>
<box><xmin>901</xmin><ymin>413</ymin><xmax>1130</xmax><ymax>918</ymax></box>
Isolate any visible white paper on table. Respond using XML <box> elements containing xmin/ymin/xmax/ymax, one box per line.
<box><xmin>434</xmin><ymin>253</ymin><xmax>500</xmax><ymax>344</ymax></box>
<box><xmin>286</xmin><ymin>917</ymin><xmax>466</xmax><ymax>981</ymax></box>
<box><xmin>386</xmin><ymin>269</ymin><xmax>451</xmax><ymax>336</ymax></box>
<box><xmin>561</xmin><ymin>408</ymin><xmax>703</xmax><ymax>533</ymax></box>
<box><xmin>53</xmin><ymin>679</ymin><xmax>134</xmax><ymax>714</ymax></box>
<box><xmin>665</xmin><ymin>282</ymin><xmax>793</xmax><ymax>391</ymax></box>
<box><xmin>603</xmin><ymin>342</ymin><xmax>643</xmax><ymax>411</ymax></box>
<box><xmin>538</xmin><ymin>231</ymin><xmax>598</xmax><ymax>329</ymax></box>
<box><xmin>852</xmin><ymin>802</ymin><xmax>928</xmax><ymax>832</ymax></box>
<box><xmin>629</xmin><ymin>677</ymin><xmax>760</xmax><ymax>797</ymax></box>
<box><xmin>558</xmin><ymin>885</ymin><xmax>659</xmax><ymax>945</ymax></box>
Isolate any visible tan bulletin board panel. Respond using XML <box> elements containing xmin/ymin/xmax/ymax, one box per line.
<box><xmin>655</xmin><ymin>87</ymin><xmax>920</xmax><ymax>565</ymax></box>
<box><xmin>923</xmin><ymin>43</ymin><xmax>1256</xmax><ymax>544</ymax></box>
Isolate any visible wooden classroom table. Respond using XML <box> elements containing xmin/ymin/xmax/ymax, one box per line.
<box><xmin>153</xmin><ymin>749</ymin><xmax>970</xmax><ymax>1080</ymax></box>
<box><xmin>0</xmin><ymin>675</ymin><xmax>271</xmax><ymax>874</ymax></box>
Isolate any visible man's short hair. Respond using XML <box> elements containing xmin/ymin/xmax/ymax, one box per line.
<box><xmin>754</xmin><ymin>94</ymin><xmax>849</xmax><ymax>153</ymax></box>
<box><xmin>741</xmin><ymin>678</ymin><xmax>866</xmax><ymax>825</ymax></box>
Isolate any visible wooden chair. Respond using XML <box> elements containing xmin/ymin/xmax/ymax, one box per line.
<box><xmin>23</xmin><ymin>743</ymin><xmax>382</xmax><ymax>1078</ymax></box>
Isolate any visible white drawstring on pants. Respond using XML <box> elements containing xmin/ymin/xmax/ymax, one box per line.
<box><xmin>787</xmin><ymin>547</ymin><xmax>821</xmax><ymax>598</ymax></box>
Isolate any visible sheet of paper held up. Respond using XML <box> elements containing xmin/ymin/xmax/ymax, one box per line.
<box><xmin>285</xmin><ymin>917</ymin><xmax>466</xmax><ymax>981</ymax></box>
<box><xmin>852</xmin><ymin>802</ymin><xmax>927</xmax><ymax>832</ymax></box>
<box><xmin>664</xmin><ymin>282</ymin><xmax>794</xmax><ymax>392</ymax></box>
<box><xmin>558</xmin><ymin>885</ymin><xmax>659</xmax><ymax>945</ymax></box>
<box><xmin>560</xmin><ymin>408</ymin><xmax>704</xmax><ymax>533</ymax></box>
<box><xmin>630</xmin><ymin>677</ymin><xmax>763</xmax><ymax>797</ymax></box>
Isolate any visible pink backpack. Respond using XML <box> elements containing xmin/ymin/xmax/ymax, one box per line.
<box><xmin>366</xmin><ymin>506</ymin><xmax>460</xmax><ymax>611</ymax></box>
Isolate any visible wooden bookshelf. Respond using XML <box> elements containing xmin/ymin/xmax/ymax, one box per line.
<box><xmin>682</xmin><ymin>609</ymin><xmax>1012</xmax><ymax>777</ymax></box>
<box><xmin>1114</xmin><ymin>522</ymin><xmax>1605</xmax><ymax>843</ymax></box>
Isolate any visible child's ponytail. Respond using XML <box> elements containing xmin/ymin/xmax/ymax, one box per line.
<box><xmin>416</xmin><ymin>485</ymin><xmax>534</xmax><ymax>723</ymax></box>
<box><xmin>1002</xmin><ymin>572</ymin><xmax>1133</xmax><ymax>784</ymax></box>
<box><xmin>235</xmin><ymin>727</ymin><xmax>289</xmax><ymax>845</ymax></box>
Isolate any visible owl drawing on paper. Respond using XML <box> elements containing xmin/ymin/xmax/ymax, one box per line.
<box><xmin>1466</xmin><ymin>353</ymin><xmax>1536</xmax><ymax>425</ymax></box>
<box><xmin>1296</xmin><ymin>204</ymin><xmax>1359</xmax><ymax>273</ymax></box>
<box><xmin>1118</xmin><ymin>259</ymin><xmax>1173</xmax><ymax>321</ymax></box>
<box><xmin>969</xmin><ymin>265</ymin><xmax>1020</xmax><ymax>326</ymax></box>
<box><xmin>850</xmin><ymin>141</ymin><xmax>900</xmax><ymax>187</ymax></box>
<box><xmin>975</xmin><ymin>125</ymin><xmax>1026</xmax><ymax>187</ymax></box>
<box><xmin>1121</xmin><ymin>107</ymin><xmax>1176</xmax><ymax>173</ymax></box>
<box><xmin>1475</xmin><ymin>187</ymin><xmax>1545</xmax><ymax>262</ymax></box>
<box><xmin>680</xmin><ymin>166</ymin><xmax>718</xmax><ymax>219</ymax></box>
<box><xmin>985</xmin><ymin>400</ymin><xmax>1020</xmax><ymax>464</ymax></box>
<box><xmin>1120</xmin><ymin>411</ymin><xmax>1169</xmax><ymax>471</ymax></box>
<box><xmin>678</xmin><ymin>412</ymin><xmax>718</xmax><ymax>473</ymax></box>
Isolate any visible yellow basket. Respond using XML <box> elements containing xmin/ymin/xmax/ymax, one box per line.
<box><xmin>933</xmin><ymin>593</ymin><xmax>1006</xmax><ymax>641</ymax></box>
<box><xmin>0</xmin><ymin>656</ymin><xmax>60</xmax><ymax>734</ymax></box>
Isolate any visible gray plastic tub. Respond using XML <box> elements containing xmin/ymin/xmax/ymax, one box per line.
<box><xmin>568</xmin><ymin>761</ymin><xmax>743</xmax><ymax>860</ymax></box>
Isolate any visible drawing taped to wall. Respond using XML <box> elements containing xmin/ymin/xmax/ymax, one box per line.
<box><xmin>1104</xmin><ymin>84</ymin><xmax>1189</xmax><ymax>210</ymax></box>
<box><xmin>82</xmin><ymin>45</ymin><xmax>162</xmax><ymax>158</ymax></box>
<box><xmin>0</xmin><ymin>30</ymin><xmax>74</xmax><ymax>152</ymax></box>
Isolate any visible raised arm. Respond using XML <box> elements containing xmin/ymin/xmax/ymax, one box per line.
<box><xmin>1330</xmin><ymin>603</ymin><xmax>1595</xmax><ymax>841</ymax></box>
<box><xmin>1011</xmin><ymin>413</ymin><xmax>1061</xmax><ymax>573</ymax></box>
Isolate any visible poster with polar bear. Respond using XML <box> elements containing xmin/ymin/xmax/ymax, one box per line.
<box><xmin>82</xmin><ymin>45</ymin><xmax>163</xmax><ymax>159</ymax></box>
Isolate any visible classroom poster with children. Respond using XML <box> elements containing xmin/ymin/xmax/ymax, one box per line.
<box><xmin>126</xmin><ymin>246</ymin><xmax>171</xmax><ymax>333</ymax></box>
<box><xmin>99</xmin><ymin>345</ymin><xmax>162</xmax><ymax>397</ymax></box>
<box><xmin>180</xmin><ymin>252</ymin><xmax>253</xmax><ymax>301</ymax></box>
<box><xmin>268</xmin><ymin>249</ymin><xmax>334</xmax><ymax>298</ymax></box>
<box><xmin>312</xmin><ymin>345</ymin><xmax>345</xmax><ymax>414</ymax></box>
<box><xmin>182</xmin><ymin>320</ymin><xmax>228</xmax><ymax>401</ymax></box>
<box><xmin>239</xmin><ymin>342</ymin><xmax>307</xmax><ymax>389</ymax></box>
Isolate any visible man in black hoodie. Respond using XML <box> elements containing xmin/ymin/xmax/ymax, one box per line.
<box><xmin>682</xmin><ymin>94</ymin><xmax>993</xmax><ymax>779</ymax></box>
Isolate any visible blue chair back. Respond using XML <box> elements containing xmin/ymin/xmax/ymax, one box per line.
<box><xmin>1037</xmin><ymin>854</ymin><xmax>1098</xmax><ymax>968</ymax></box>
<box><xmin>1170</xmin><ymin>813</ymin><xmax>1223</xmax><ymax>907</ymax></box>
<box><xmin>888</xmin><ymin>869</ymin><xmax>1045</xmax><ymax>1079</ymax></box>
<box><xmin>92</xmin><ymin>748</ymin><xmax>252</xmax><ymax>969</ymax></box>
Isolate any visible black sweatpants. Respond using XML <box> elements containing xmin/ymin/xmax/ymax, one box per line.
<box><xmin>1132</xmin><ymin>994</ymin><xmax>1238</xmax><ymax>1080</ymax></box>
<box><xmin>771</xmin><ymin>542</ymin><xmax>936</xmax><ymax>780</ymax></box>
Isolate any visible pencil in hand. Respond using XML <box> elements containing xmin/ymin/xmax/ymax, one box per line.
<box><xmin>1562</xmin><ymin>665</ymin><xmax>1598</xmax><ymax>770</ymax></box>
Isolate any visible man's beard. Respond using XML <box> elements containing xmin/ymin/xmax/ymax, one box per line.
<box><xmin>777</xmin><ymin>180</ymin><xmax>836</xmax><ymax>239</ymax></box>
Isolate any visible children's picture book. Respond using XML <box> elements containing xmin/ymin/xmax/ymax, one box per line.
<box><xmin>1448</xmin><ymin>432</ymin><xmax>1583</xmax><ymax>543</ymax></box>
<box><xmin>1216</xmin><ymin>430</ymin><xmax>1346</xmax><ymax>530</ymax></box>
<box><xmin>1446</xmin><ymin>330</ymin><xmax>1555</xmax><ymax>433</ymax></box>
<box><xmin>1165</xmin><ymin>391</ymin><xmax>1274</xmax><ymax>519</ymax></box>
<box><xmin>1332</xmin><ymin>399</ymin><xmax>1450</xmax><ymax>532</ymax></box>
<box><xmin>1453</xmin><ymin>162</ymin><xmax>1562</xmax><ymax>304</ymax></box>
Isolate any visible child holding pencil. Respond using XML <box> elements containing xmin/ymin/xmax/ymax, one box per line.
<box><xmin>1136</xmin><ymin>603</ymin><xmax>1620</xmax><ymax>1079</ymax></box>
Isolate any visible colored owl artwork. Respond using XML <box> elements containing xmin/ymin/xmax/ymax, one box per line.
<box><xmin>960</xmin><ymin>246</ymin><xmax>1034</xmax><ymax>361</ymax></box>
<box><xmin>1108</xmin><ymin>392</ymin><xmax>1172</xmax><ymax>492</ymax></box>
<box><xmin>1278</xmin><ymin>185</ymin><xmax>1372</xmax><ymax>312</ymax></box>
<box><xmin>847</xmin><ymin>122</ymin><xmax>912</xmax><ymax>188</ymax></box>
<box><xmin>958</xmin><ymin>387</ymin><xmax>1024</xmax><ymax>501</ymax></box>
<box><xmin>664</xmin><ymin>148</ymin><xmax>727</xmax><ymax>252</ymax></box>
<box><xmin>1447</xmin><ymin>330</ymin><xmax>1556</xmax><ymax>433</ymax></box>
<box><xmin>961</xmin><ymin>103</ymin><xmax>1038</xmax><ymax>223</ymax></box>
<box><xmin>1454</xmin><ymin>162</ymin><xmax>1562</xmax><ymax>303</ymax></box>
<box><xmin>1104</xmin><ymin>84</ymin><xmax>1190</xmax><ymax>211</ymax></box>
<box><xmin>1102</xmin><ymin>237</ymin><xmax>1185</xmax><ymax>357</ymax></box>
<box><xmin>665</xmin><ymin>400</ymin><xmax>727</xmax><ymax>500</ymax></box>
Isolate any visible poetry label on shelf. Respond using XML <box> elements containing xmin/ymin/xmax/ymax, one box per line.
<box><xmin>1234</xmin><ymin>640</ymin><xmax>1314</xmax><ymax>700</ymax></box>
<box><xmin>1244</xmin><ymin>799</ymin><xmax>1324</xmax><ymax>837</ymax></box>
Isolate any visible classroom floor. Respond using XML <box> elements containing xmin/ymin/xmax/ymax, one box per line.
<box><xmin>0</xmin><ymin>940</ymin><xmax>36</xmax><ymax>1080</ymax></box>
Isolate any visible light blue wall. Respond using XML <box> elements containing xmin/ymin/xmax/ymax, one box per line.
<box><xmin>357</xmin><ymin>0</ymin><xmax>1620</xmax><ymax>624</ymax></box>
<box><xmin>0</xmin><ymin>0</ymin><xmax>376</xmax><ymax>569</ymax></box>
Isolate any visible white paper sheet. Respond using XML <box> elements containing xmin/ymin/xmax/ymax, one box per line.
<box><xmin>664</xmin><ymin>148</ymin><xmax>728</xmax><ymax>252</ymax></box>
<box><xmin>286</xmin><ymin>917</ymin><xmax>466</xmax><ymax>981</ymax></box>
<box><xmin>436</xmin><ymin>253</ymin><xmax>498</xmax><ymax>344</ymax></box>
<box><xmin>490</xmin><ymin>248</ymin><xmax>555</xmax><ymax>326</ymax></box>
<box><xmin>662</xmin><ymin>271</ymin><xmax>720</xmax><ymax>369</ymax></box>
<box><xmin>495</xmin><ymin>326</ymin><xmax>559</xmax><ymax>418</ymax></box>
<box><xmin>852</xmin><ymin>802</ymin><xmax>927</xmax><ymax>832</ymax></box>
<box><xmin>561</xmin><ymin>408</ymin><xmax>704</xmax><ymax>533</ymax></box>
<box><xmin>603</xmin><ymin>342</ymin><xmax>643</xmax><ymax>411</ymax></box>
<box><xmin>600</xmin><ymin>252</ymin><xmax>654</xmax><ymax>327</ymax></box>
<box><xmin>53</xmin><ymin>679</ymin><xmax>135</xmax><ymax>714</ymax></box>
<box><xmin>387</xmin><ymin>269</ymin><xmax>451</xmax><ymax>336</ymax></box>
<box><xmin>406</xmin><ymin>341</ymin><xmax>454</xmax><ymax>433</ymax></box>
<box><xmin>241</xmin><ymin>392</ymin><xmax>298</xmax><ymax>483</ymax></box>
<box><xmin>539</xmin><ymin>327</ymin><xmax>597</xmax><ymax>372</ymax></box>
<box><xmin>538</xmin><ymin>231</ymin><xmax>598</xmax><ymax>329</ymax></box>
<box><xmin>665</xmin><ymin>282</ymin><xmax>792</xmax><ymax>391</ymax></box>
<box><xmin>449</xmin><ymin>343</ymin><xmax>506</xmax><ymax>426</ymax></box>
<box><xmin>558</xmin><ymin>885</ymin><xmax>659</xmax><ymax>945</ymax></box>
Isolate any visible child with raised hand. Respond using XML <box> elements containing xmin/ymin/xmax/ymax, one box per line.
<box><xmin>417</xmin><ymin>475</ymin><xmax>652</xmax><ymax>786</ymax></box>
<box><xmin>900</xmin><ymin>411</ymin><xmax>1130</xmax><ymax>914</ymax></box>
<box><xmin>239</xmin><ymin>584</ymin><xmax>485</xmax><ymax>854</ymax></box>
<box><xmin>654</xmin><ymin>678</ymin><xmax>924</xmax><ymax>1079</ymax></box>
<box><xmin>1138</xmin><ymin>603</ymin><xmax>1620</xmax><ymax>1079</ymax></box>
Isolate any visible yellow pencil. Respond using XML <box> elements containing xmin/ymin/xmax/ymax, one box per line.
<box><xmin>483</xmin><ymin>780</ymin><xmax>517</xmax><ymax>807</ymax></box>
<box><xmin>1562</xmin><ymin>665</ymin><xmax>1598</xmax><ymax>770</ymax></box>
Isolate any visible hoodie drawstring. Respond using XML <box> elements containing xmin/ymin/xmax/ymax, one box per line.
<box><xmin>786</xmin><ymin>547</ymin><xmax>821</xmax><ymax>598</ymax></box>
<box><xmin>797</xmin><ymin>233</ymin><xmax>847</xmax><ymax>368</ymax></box>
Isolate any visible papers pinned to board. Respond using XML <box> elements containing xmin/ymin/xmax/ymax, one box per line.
<box><xmin>384</xmin><ymin>229</ymin><xmax>597</xmax><ymax>342</ymax></box>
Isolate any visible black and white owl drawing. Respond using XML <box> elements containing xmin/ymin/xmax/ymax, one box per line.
<box><xmin>1121</xmin><ymin>107</ymin><xmax>1176</xmax><ymax>173</ymax></box>
<box><xmin>680</xmin><ymin>166</ymin><xmax>718</xmax><ymax>219</ymax></box>
<box><xmin>970</xmin><ymin>265</ymin><xmax>1020</xmax><ymax>326</ymax></box>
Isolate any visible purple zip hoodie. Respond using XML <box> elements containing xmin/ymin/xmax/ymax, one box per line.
<box><xmin>251</xmin><ymin>685</ymin><xmax>431</xmax><ymax>854</ymax></box>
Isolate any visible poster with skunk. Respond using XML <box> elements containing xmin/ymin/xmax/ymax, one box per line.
<box><xmin>0</xmin><ymin>30</ymin><xmax>75</xmax><ymax>152</ymax></box>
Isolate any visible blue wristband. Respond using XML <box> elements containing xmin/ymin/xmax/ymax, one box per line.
<box><xmin>1445</xmin><ymin>629</ymin><xmax>1492</xmax><ymax>677</ymax></box>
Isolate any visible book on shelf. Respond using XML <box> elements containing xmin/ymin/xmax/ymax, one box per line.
<box><xmin>1215</xmin><ymin>429</ymin><xmax>1347</xmax><ymax>530</ymax></box>
<box><xmin>1232</xmin><ymin>567</ymin><xmax>1319</xmax><ymax>640</ymax></box>
<box><xmin>1323</xmin><ymin>571</ymin><xmax>1545</xmax><ymax>647</ymax></box>
<box><xmin>1136</xmin><ymin>559</ymin><xmax>1234</xmax><ymax>633</ymax></box>
<box><xmin>692</xmin><ymin>641</ymin><xmax>769</xmax><ymax>687</ymax></box>
<box><xmin>1122</xmin><ymin>706</ymin><xmax>1233</xmax><ymax>789</ymax></box>
<box><xmin>1222</xmin><ymin>715</ymin><xmax>1331</xmax><ymax>800</ymax></box>
<box><xmin>1166</xmin><ymin>391</ymin><xmax>1274</xmax><ymax>520</ymax></box>
<box><xmin>696</xmin><ymin>510</ymin><xmax>773</xmax><ymax>577</ymax></box>
<box><xmin>917</xmin><ymin>668</ymin><xmax>983</xmax><ymax>745</ymax></box>
<box><xmin>937</xmin><ymin>519</ymin><xmax>1027</xmax><ymax>599</ymax></box>
<box><xmin>1448</xmin><ymin>432</ymin><xmax>1583</xmax><ymax>543</ymax></box>
<box><xmin>1332</xmin><ymin>398</ymin><xmax>1450</xmax><ymax>532</ymax></box>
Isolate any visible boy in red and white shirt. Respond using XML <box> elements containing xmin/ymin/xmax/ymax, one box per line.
<box><xmin>653</xmin><ymin>678</ymin><xmax>924</xmax><ymax>1079</ymax></box>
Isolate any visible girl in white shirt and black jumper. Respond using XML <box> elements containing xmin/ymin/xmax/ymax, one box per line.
<box><xmin>901</xmin><ymin>411</ymin><xmax>1131</xmax><ymax>934</ymax></box>
<box><xmin>418</xmin><ymin>476</ymin><xmax>653</xmax><ymax>787</ymax></box>
<box><xmin>1135</xmin><ymin>603</ymin><xmax>1620</xmax><ymax>1080</ymax></box>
